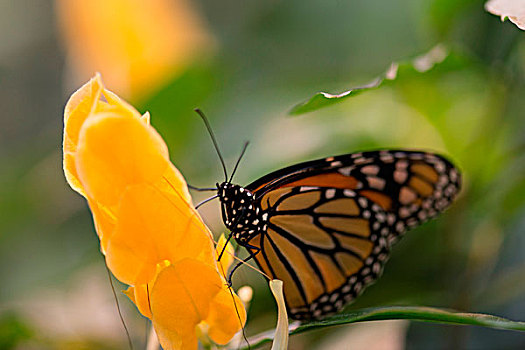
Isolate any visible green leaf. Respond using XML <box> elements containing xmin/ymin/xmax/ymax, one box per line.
<box><xmin>289</xmin><ymin>77</ymin><xmax>384</xmax><ymax>115</ymax></box>
<box><xmin>241</xmin><ymin>306</ymin><xmax>525</xmax><ymax>349</ymax></box>
<box><xmin>289</xmin><ymin>45</ymin><xmax>449</xmax><ymax>115</ymax></box>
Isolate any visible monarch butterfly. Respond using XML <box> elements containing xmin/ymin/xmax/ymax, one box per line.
<box><xmin>193</xmin><ymin>110</ymin><xmax>461</xmax><ymax>321</ymax></box>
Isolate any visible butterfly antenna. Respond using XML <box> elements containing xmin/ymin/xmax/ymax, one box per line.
<box><xmin>195</xmin><ymin>194</ymin><xmax>219</xmax><ymax>209</ymax></box>
<box><xmin>187</xmin><ymin>184</ymin><xmax>217</xmax><ymax>192</ymax></box>
<box><xmin>194</xmin><ymin>109</ymin><xmax>228</xmax><ymax>182</ymax></box>
<box><xmin>229</xmin><ymin>141</ymin><xmax>250</xmax><ymax>183</ymax></box>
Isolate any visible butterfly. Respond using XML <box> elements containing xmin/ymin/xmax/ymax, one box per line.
<box><xmin>193</xmin><ymin>111</ymin><xmax>461</xmax><ymax>321</ymax></box>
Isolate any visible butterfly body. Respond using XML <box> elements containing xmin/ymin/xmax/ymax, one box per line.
<box><xmin>216</xmin><ymin>150</ymin><xmax>461</xmax><ymax>320</ymax></box>
<box><xmin>218</xmin><ymin>183</ymin><xmax>266</xmax><ymax>243</ymax></box>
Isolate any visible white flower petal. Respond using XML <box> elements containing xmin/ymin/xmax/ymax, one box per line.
<box><xmin>270</xmin><ymin>279</ymin><xmax>289</xmax><ymax>350</ymax></box>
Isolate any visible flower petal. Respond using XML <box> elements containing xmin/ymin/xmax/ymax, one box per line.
<box><xmin>56</xmin><ymin>0</ymin><xmax>214</xmax><ymax>99</ymax></box>
<box><xmin>155</xmin><ymin>162</ymin><xmax>192</xmax><ymax>203</ymax></box>
<box><xmin>87</xmin><ymin>198</ymin><xmax>116</xmax><ymax>251</ymax></box>
<box><xmin>63</xmin><ymin>74</ymin><xmax>104</xmax><ymax>196</ymax></box>
<box><xmin>270</xmin><ymin>280</ymin><xmax>289</xmax><ymax>350</ymax></box>
<box><xmin>75</xmin><ymin>113</ymin><xmax>169</xmax><ymax>207</ymax></box>
<box><xmin>141</xmin><ymin>111</ymin><xmax>151</xmax><ymax>125</ymax></box>
<box><xmin>105</xmin><ymin>182</ymin><xmax>213</xmax><ymax>285</ymax></box>
<box><xmin>124</xmin><ymin>284</ymin><xmax>152</xmax><ymax>319</ymax></box>
<box><xmin>98</xmin><ymin>88</ymin><xmax>143</xmax><ymax>119</ymax></box>
<box><xmin>150</xmin><ymin>259</ymin><xmax>223</xmax><ymax>350</ymax></box>
<box><xmin>205</xmin><ymin>286</ymin><xmax>246</xmax><ymax>345</ymax></box>
<box><xmin>485</xmin><ymin>0</ymin><xmax>525</xmax><ymax>30</ymax></box>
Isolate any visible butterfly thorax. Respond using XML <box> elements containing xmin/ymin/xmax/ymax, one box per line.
<box><xmin>217</xmin><ymin>182</ymin><xmax>267</xmax><ymax>243</ymax></box>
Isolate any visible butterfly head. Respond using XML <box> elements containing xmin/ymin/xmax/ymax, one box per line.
<box><xmin>217</xmin><ymin>182</ymin><xmax>260</xmax><ymax>242</ymax></box>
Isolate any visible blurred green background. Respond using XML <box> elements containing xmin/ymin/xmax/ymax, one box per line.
<box><xmin>1</xmin><ymin>0</ymin><xmax>524</xmax><ymax>349</ymax></box>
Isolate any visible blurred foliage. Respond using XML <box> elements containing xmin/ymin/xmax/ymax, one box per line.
<box><xmin>0</xmin><ymin>313</ymin><xmax>33</xmax><ymax>349</ymax></box>
<box><xmin>0</xmin><ymin>0</ymin><xmax>524</xmax><ymax>348</ymax></box>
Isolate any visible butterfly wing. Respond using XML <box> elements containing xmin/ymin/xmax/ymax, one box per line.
<box><xmin>245</xmin><ymin>150</ymin><xmax>461</xmax><ymax>320</ymax></box>
<box><xmin>247</xmin><ymin>186</ymin><xmax>391</xmax><ymax>320</ymax></box>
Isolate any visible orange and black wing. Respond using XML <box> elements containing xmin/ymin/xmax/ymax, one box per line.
<box><xmin>245</xmin><ymin>150</ymin><xmax>461</xmax><ymax>320</ymax></box>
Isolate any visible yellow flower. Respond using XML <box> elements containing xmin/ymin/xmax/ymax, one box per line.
<box><xmin>55</xmin><ymin>0</ymin><xmax>214</xmax><ymax>100</ymax></box>
<box><xmin>63</xmin><ymin>74</ymin><xmax>245</xmax><ymax>349</ymax></box>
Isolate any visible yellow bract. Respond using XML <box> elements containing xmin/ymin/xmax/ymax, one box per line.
<box><xmin>63</xmin><ymin>74</ymin><xmax>245</xmax><ymax>349</ymax></box>
<box><xmin>151</xmin><ymin>259</ymin><xmax>224</xmax><ymax>349</ymax></box>
<box><xmin>55</xmin><ymin>0</ymin><xmax>214</xmax><ymax>100</ymax></box>
<box><xmin>106</xmin><ymin>183</ymin><xmax>212</xmax><ymax>285</ymax></box>
<box><xmin>76</xmin><ymin>113</ymin><xmax>169</xmax><ymax>208</ymax></box>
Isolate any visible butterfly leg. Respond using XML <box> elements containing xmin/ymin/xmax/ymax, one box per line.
<box><xmin>217</xmin><ymin>208</ymin><xmax>247</xmax><ymax>262</ymax></box>
<box><xmin>226</xmin><ymin>243</ymin><xmax>260</xmax><ymax>288</ymax></box>
<box><xmin>217</xmin><ymin>231</ymin><xmax>234</xmax><ymax>262</ymax></box>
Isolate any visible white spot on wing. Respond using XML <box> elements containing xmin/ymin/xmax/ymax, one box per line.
<box><xmin>435</xmin><ymin>161</ymin><xmax>446</xmax><ymax>173</ymax></box>
<box><xmin>396</xmin><ymin>160</ymin><xmax>409</xmax><ymax>169</ymax></box>
<box><xmin>361</xmin><ymin>165</ymin><xmax>380</xmax><ymax>175</ymax></box>
<box><xmin>380</xmin><ymin>155</ymin><xmax>394</xmax><ymax>163</ymax></box>
<box><xmin>399</xmin><ymin>207</ymin><xmax>410</xmax><ymax>218</ymax></box>
<box><xmin>354</xmin><ymin>157</ymin><xmax>372</xmax><ymax>165</ymax></box>
<box><xmin>450</xmin><ymin>169</ymin><xmax>458</xmax><ymax>182</ymax></box>
<box><xmin>325</xmin><ymin>189</ymin><xmax>336</xmax><ymax>199</ymax></box>
<box><xmin>330</xmin><ymin>293</ymin><xmax>339</xmax><ymax>303</ymax></box>
<box><xmin>338</xmin><ymin>166</ymin><xmax>353</xmax><ymax>176</ymax></box>
<box><xmin>394</xmin><ymin>170</ymin><xmax>408</xmax><ymax>184</ymax></box>
<box><xmin>409</xmin><ymin>153</ymin><xmax>424</xmax><ymax>160</ymax></box>
<box><xmin>367</xmin><ymin>176</ymin><xmax>386</xmax><ymax>190</ymax></box>
<box><xmin>343</xmin><ymin>189</ymin><xmax>355</xmax><ymax>197</ymax></box>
